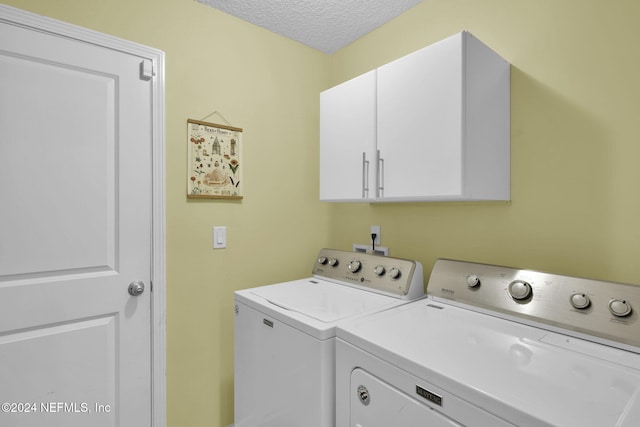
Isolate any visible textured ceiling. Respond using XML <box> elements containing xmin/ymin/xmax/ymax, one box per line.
<box><xmin>197</xmin><ymin>0</ymin><xmax>422</xmax><ymax>54</ymax></box>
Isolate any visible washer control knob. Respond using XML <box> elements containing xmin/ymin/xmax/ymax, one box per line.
<box><xmin>318</xmin><ymin>256</ymin><xmax>328</xmax><ymax>265</ymax></box>
<box><xmin>508</xmin><ymin>280</ymin><xmax>532</xmax><ymax>300</ymax></box>
<box><xmin>609</xmin><ymin>299</ymin><xmax>632</xmax><ymax>317</ymax></box>
<box><xmin>328</xmin><ymin>258</ymin><xmax>339</xmax><ymax>267</ymax></box>
<box><xmin>348</xmin><ymin>260</ymin><xmax>362</xmax><ymax>273</ymax></box>
<box><xmin>374</xmin><ymin>265</ymin><xmax>386</xmax><ymax>276</ymax></box>
<box><xmin>570</xmin><ymin>293</ymin><xmax>591</xmax><ymax>309</ymax></box>
<box><xmin>389</xmin><ymin>267</ymin><xmax>401</xmax><ymax>279</ymax></box>
<box><xmin>466</xmin><ymin>274</ymin><xmax>480</xmax><ymax>288</ymax></box>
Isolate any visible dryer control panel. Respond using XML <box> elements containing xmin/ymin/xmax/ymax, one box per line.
<box><xmin>428</xmin><ymin>258</ymin><xmax>640</xmax><ymax>351</ymax></box>
<box><xmin>312</xmin><ymin>249</ymin><xmax>424</xmax><ymax>301</ymax></box>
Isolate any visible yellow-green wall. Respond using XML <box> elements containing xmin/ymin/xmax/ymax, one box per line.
<box><xmin>327</xmin><ymin>0</ymin><xmax>640</xmax><ymax>284</ymax></box>
<box><xmin>5</xmin><ymin>1</ymin><xmax>640</xmax><ymax>426</ymax></box>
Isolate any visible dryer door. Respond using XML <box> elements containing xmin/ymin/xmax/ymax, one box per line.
<box><xmin>350</xmin><ymin>368</ymin><xmax>462</xmax><ymax>426</ymax></box>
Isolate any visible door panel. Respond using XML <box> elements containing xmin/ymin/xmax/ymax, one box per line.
<box><xmin>0</xmin><ymin>12</ymin><xmax>152</xmax><ymax>427</ymax></box>
<box><xmin>0</xmin><ymin>316</ymin><xmax>117</xmax><ymax>425</ymax></box>
<box><xmin>0</xmin><ymin>52</ymin><xmax>116</xmax><ymax>278</ymax></box>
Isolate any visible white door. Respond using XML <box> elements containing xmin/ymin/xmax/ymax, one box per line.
<box><xmin>0</xmin><ymin>10</ymin><xmax>154</xmax><ymax>427</ymax></box>
<box><xmin>377</xmin><ymin>34</ymin><xmax>463</xmax><ymax>199</ymax></box>
<box><xmin>319</xmin><ymin>70</ymin><xmax>377</xmax><ymax>201</ymax></box>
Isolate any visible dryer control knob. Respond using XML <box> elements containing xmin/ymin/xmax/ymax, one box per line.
<box><xmin>570</xmin><ymin>293</ymin><xmax>591</xmax><ymax>309</ymax></box>
<box><xmin>508</xmin><ymin>280</ymin><xmax>532</xmax><ymax>300</ymax></box>
<box><xmin>328</xmin><ymin>258</ymin><xmax>339</xmax><ymax>267</ymax></box>
<box><xmin>609</xmin><ymin>299</ymin><xmax>632</xmax><ymax>317</ymax></box>
<box><xmin>389</xmin><ymin>267</ymin><xmax>401</xmax><ymax>279</ymax></box>
<box><xmin>348</xmin><ymin>260</ymin><xmax>362</xmax><ymax>273</ymax></box>
<box><xmin>318</xmin><ymin>256</ymin><xmax>328</xmax><ymax>265</ymax></box>
<box><xmin>374</xmin><ymin>265</ymin><xmax>386</xmax><ymax>276</ymax></box>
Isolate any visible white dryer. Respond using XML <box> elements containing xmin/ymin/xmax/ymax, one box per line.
<box><xmin>336</xmin><ymin>258</ymin><xmax>640</xmax><ymax>427</ymax></box>
<box><xmin>233</xmin><ymin>248</ymin><xmax>424</xmax><ymax>427</ymax></box>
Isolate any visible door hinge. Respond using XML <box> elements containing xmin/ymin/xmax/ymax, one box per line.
<box><xmin>140</xmin><ymin>59</ymin><xmax>154</xmax><ymax>80</ymax></box>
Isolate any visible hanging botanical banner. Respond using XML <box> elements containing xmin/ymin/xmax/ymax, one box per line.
<box><xmin>187</xmin><ymin>119</ymin><xmax>243</xmax><ymax>199</ymax></box>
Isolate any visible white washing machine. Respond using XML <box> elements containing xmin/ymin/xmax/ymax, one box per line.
<box><xmin>233</xmin><ymin>248</ymin><xmax>424</xmax><ymax>427</ymax></box>
<box><xmin>336</xmin><ymin>258</ymin><xmax>640</xmax><ymax>427</ymax></box>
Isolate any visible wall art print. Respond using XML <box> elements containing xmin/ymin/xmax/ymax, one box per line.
<box><xmin>187</xmin><ymin>119</ymin><xmax>243</xmax><ymax>199</ymax></box>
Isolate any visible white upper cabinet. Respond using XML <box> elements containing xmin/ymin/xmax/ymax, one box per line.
<box><xmin>319</xmin><ymin>31</ymin><xmax>510</xmax><ymax>202</ymax></box>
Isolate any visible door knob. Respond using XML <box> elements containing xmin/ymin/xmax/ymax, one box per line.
<box><xmin>128</xmin><ymin>280</ymin><xmax>145</xmax><ymax>296</ymax></box>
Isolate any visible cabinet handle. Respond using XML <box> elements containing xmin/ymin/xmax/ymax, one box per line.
<box><xmin>377</xmin><ymin>150</ymin><xmax>384</xmax><ymax>198</ymax></box>
<box><xmin>362</xmin><ymin>152</ymin><xmax>369</xmax><ymax>198</ymax></box>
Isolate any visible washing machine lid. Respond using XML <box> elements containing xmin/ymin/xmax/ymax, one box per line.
<box><xmin>337</xmin><ymin>298</ymin><xmax>640</xmax><ymax>427</ymax></box>
<box><xmin>249</xmin><ymin>278</ymin><xmax>398</xmax><ymax>323</ymax></box>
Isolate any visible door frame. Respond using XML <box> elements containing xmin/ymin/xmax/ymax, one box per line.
<box><xmin>0</xmin><ymin>5</ymin><xmax>167</xmax><ymax>427</ymax></box>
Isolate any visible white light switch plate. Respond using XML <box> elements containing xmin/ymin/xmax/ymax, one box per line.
<box><xmin>213</xmin><ymin>226</ymin><xmax>227</xmax><ymax>249</ymax></box>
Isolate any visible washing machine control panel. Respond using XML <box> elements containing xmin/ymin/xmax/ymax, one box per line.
<box><xmin>312</xmin><ymin>248</ymin><xmax>424</xmax><ymax>300</ymax></box>
<box><xmin>428</xmin><ymin>258</ymin><xmax>640</xmax><ymax>351</ymax></box>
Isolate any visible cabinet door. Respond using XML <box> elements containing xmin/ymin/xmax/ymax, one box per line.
<box><xmin>377</xmin><ymin>34</ymin><xmax>464</xmax><ymax>199</ymax></box>
<box><xmin>320</xmin><ymin>70</ymin><xmax>376</xmax><ymax>201</ymax></box>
